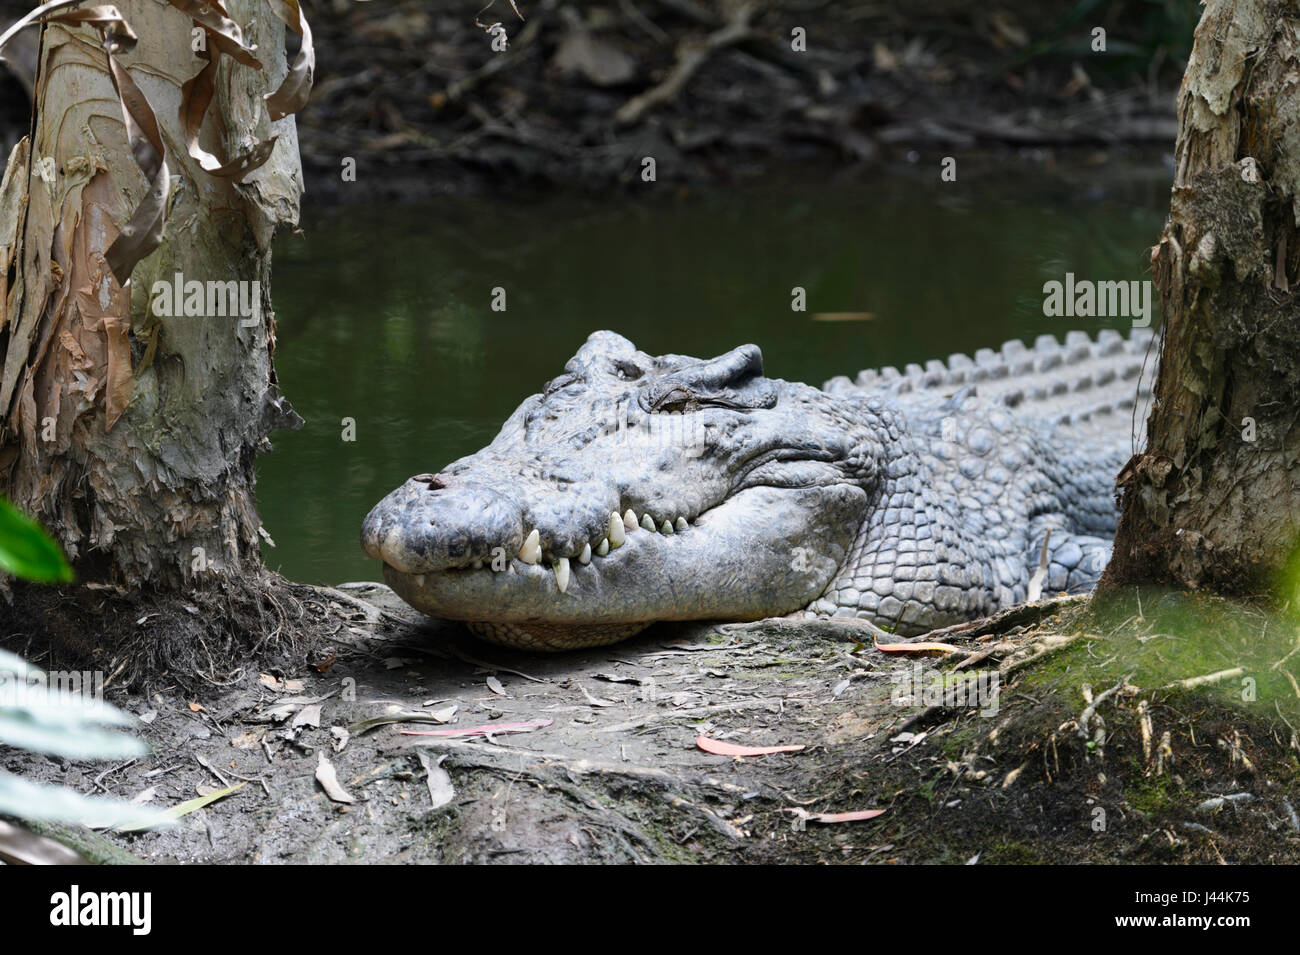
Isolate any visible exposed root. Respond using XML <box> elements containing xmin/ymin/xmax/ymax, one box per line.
<box><xmin>0</xmin><ymin>570</ymin><xmax>367</xmax><ymax>691</ymax></box>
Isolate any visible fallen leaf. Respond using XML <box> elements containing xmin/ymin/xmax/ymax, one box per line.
<box><xmin>330</xmin><ymin>726</ymin><xmax>350</xmax><ymax>752</ymax></box>
<box><xmin>291</xmin><ymin>703</ymin><xmax>322</xmax><ymax>729</ymax></box>
<box><xmin>417</xmin><ymin>752</ymin><xmax>454</xmax><ymax>810</ymax></box>
<box><xmin>696</xmin><ymin>736</ymin><xmax>805</xmax><ymax>757</ymax></box>
<box><xmin>259</xmin><ymin>673</ymin><xmax>304</xmax><ymax>692</ymax></box>
<box><xmin>873</xmin><ymin>636</ymin><xmax>960</xmax><ymax>656</ymax></box>
<box><xmin>119</xmin><ymin>782</ymin><xmax>246</xmax><ymax>831</ymax></box>
<box><xmin>348</xmin><ymin>709</ymin><xmax>456</xmax><ymax>736</ymax></box>
<box><xmin>400</xmin><ymin>719</ymin><xmax>553</xmax><ymax>739</ymax></box>
<box><xmin>229</xmin><ymin>730</ymin><xmax>262</xmax><ymax>750</ymax></box>
<box><xmin>578</xmin><ymin>683</ymin><xmax>617</xmax><ymax>707</ymax></box>
<box><xmin>314</xmin><ymin>753</ymin><xmax>355</xmax><ymax>804</ymax></box>
<box><xmin>188</xmin><ymin>702</ymin><xmax>204</xmax><ymax>712</ymax></box>
<box><xmin>784</xmin><ymin>807</ymin><xmax>886</xmax><ymax>824</ymax></box>
<box><xmin>485</xmin><ymin>676</ymin><xmax>507</xmax><ymax>696</ymax></box>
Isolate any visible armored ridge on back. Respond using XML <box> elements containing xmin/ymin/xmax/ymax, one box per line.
<box><xmin>362</xmin><ymin>328</ymin><xmax>1156</xmax><ymax>650</ymax></box>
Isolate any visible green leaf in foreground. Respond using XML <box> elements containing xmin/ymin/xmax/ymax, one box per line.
<box><xmin>117</xmin><ymin>781</ymin><xmax>246</xmax><ymax>832</ymax></box>
<box><xmin>0</xmin><ymin>498</ymin><xmax>73</xmax><ymax>583</ymax></box>
<box><xmin>0</xmin><ymin>772</ymin><xmax>172</xmax><ymax>830</ymax></box>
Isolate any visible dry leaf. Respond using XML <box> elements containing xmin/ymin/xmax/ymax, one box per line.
<box><xmin>417</xmin><ymin>752</ymin><xmax>454</xmax><ymax>810</ymax></box>
<box><xmin>314</xmin><ymin>752</ymin><xmax>355</xmax><ymax>804</ymax></box>
<box><xmin>263</xmin><ymin>0</ymin><xmax>315</xmax><ymax>120</ymax></box>
<box><xmin>784</xmin><ymin>807</ymin><xmax>886</xmax><ymax>824</ymax></box>
<box><xmin>400</xmin><ymin>719</ymin><xmax>552</xmax><ymax>739</ymax></box>
<box><xmin>290</xmin><ymin>703</ymin><xmax>322</xmax><ymax>728</ymax></box>
<box><xmin>696</xmin><ymin>736</ymin><xmax>805</xmax><ymax>757</ymax></box>
<box><xmin>229</xmin><ymin>730</ymin><xmax>262</xmax><ymax>750</ymax></box>
<box><xmin>872</xmin><ymin>636</ymin><xmax>960</xmax><ymax>656</ymax></box>
<box><xmin>166</xmin><ymin>0</ymin><xmax>262</xmax><ymax>67</ymax></box>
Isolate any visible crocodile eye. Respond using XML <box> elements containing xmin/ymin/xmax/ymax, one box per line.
<box><xmin>543</xmin><ymin>372</ymin><xmax>580</xmax><ymax>396</ymax></box>
<box><xmin>612</xmin><ymin>360</ymin><xmax>643</xmax><ymax>381</ymax></box>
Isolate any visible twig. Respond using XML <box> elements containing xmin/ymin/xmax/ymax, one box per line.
<box><xmin>618</xmin><ymin>0</ymin><xmax>669</xmax><ymax>42</ymax></box>
<box><xmin>615</xmin><ymin>1</ymin><xmax>755</xmax><ymax>125</ymax></box>
<box><xmin>1078</xmin><ymin>678</ymin><xmax>1125</xmax><ymax>738</ymax></box>
<box><xmin>447</xmin><ymin>0</ymin><xmax>550</xmax><ymax>100</ymax></box>
<box><xmin>1162</xmin><ymin>667</ymin><xmax>1244</xmax><ymax>691</ymax></box>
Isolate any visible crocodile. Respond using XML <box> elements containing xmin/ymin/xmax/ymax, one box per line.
<box><xmin>362</xmin><ymin>328</ymin><xmax>1155</xmax><ymax>650</ymax></box>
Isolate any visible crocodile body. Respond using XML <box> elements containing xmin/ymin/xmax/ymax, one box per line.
<box><xmin>362</xmin><ymin>328</ymin><xmax>1155</xmax><ymax>650</ymax></box>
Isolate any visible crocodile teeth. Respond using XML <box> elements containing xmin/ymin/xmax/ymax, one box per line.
<box><xmin>596</xmin><ymin>538</ymin><xmax>610</xmax><ymax>556</ymax></box>
<box><xmin>518</xmin><ymin>528</ymin><xmax>541</xmax><ymax>565</ymax></box>
<box><xmin>640</xmin><ymin>514</ymin><xmax>656</xmax><ymax>532</ymax></box>
<box><xmin>553</xmin><ymin>557</ymin><xmax>570</xmax><ymax>594</ymax></box>
<box><xmin>660</xmin><ymin>519</ymin><xmax>674</xmax><ymax>535</ymax></box>
<box><xmin>675</xmin><ymin>517</ymin><xmax>688</xmax><ymax>532</ymax></box>
<box><xmin>578</xmin><ymin>542</ymin><xmax>592</xmax><ymax>565</ymax></box>
<box><xmin>623</xmin><ymin>508</ymin><xmax>638</xmax><ymax>532</ymax></box>
<box><xmin>608</xmin><ymin>511</ymin><xmax>626</xmax><ymax>548</ymax></box>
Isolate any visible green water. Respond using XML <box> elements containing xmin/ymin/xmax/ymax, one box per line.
<box><xmin>259</xmin><ymin>161</ymin><xmax>1170</xmax><ymax>585</ymax></box>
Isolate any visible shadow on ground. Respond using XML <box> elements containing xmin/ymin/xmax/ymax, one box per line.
<box><xmin>6</xmin><ymin>585</ymin><xmax>1300</xmax><ymax>864</ymax></box>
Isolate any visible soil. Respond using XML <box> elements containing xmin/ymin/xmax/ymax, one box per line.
<box><xmin>5</xmin><ymin>583</ymin><xmax>1297</xmax><ymax>864</ymax></box>
<box><xmin>0</xmin><ymin>0</ymin><xmax>1186</xmax><ymax>201</ymax></box>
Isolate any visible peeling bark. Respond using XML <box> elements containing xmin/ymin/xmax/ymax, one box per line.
<box><xmin>1103</xmin><ymin>0</ymin><xmax>1300</xmax><ymax>594</ymax></box>
<box><xmin>0</xmin><ymin>0</ymin><xmax>303</xmax><ymax>589</ymax></box>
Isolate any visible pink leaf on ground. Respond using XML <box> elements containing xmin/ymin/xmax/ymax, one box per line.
<box><xmin>785</xmin><ymin>807</ymin><xmax>887</xmax><ymax>824</ymax></box>
<box><xmin>872</xmin><ymin>637</ymin><xmax>960</xmax><ymax>655</ymax></box>
<box><xmin>696</xmin><ymin>735</ymin><xmax>805</xmax><ymax>757</ymax></box>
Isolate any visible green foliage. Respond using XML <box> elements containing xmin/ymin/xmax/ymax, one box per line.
<box><xmin>0</xmin><ymin>497</ymin><xmax>73</xmax><ymax>582</ymax></box>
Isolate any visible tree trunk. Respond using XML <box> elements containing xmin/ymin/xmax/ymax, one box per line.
<box><xmin>0</xmin><ymin>0</ymin><xmax>303</xmax><ymax>590</ymax></box>
<box><xmin>1103</xmin><ymin>0</ymin><xmax>1300</xmax><ymax>595</ymax></box>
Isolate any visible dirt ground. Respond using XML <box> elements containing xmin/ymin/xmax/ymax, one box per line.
<box><xmin>5</xmin><ymin>583</ymin><xmax>1298</xmax><ymax>865</ymax></box>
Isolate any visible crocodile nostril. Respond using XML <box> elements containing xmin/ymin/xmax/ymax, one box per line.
<box><xmin>413</xmin><ymin>473</ymin><xmax>446</xmax><ymax>491</ymax></box>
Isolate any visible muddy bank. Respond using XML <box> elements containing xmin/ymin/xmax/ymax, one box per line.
<box><xmin>0</xmin><ymin>0</ymin><xmax>1187</xmax><ymax>201</ymax></box>
<box><xmin>6</xmin><ymin>585</ymin><xmax>1297</xmax><ymax>864</ymax></box>
<box><xmin>295</xmin><ymin>0</ymin><xmax>1185</xmax><ymax>201</ymax></box>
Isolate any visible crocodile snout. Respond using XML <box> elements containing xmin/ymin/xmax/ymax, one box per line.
<box><xmin>361</xmin><ymin>474</ymin><xmax>524</xmax><ymax>574</ymax></box>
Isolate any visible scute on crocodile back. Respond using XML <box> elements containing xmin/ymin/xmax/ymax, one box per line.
<box><xmin>823</xmin><ymin>328</ymin><xmax>1157</xmax><ymax>445</ymax></box>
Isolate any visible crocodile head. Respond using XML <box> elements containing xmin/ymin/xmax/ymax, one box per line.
<box><xmin>361</xmin><ymin>331</ymin><xmax>884</xmax><ymax>649</ymax></box>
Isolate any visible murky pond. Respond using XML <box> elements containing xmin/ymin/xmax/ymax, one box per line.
<box><xmin>259</xmin><ymin>158</ymin><xmax>1170</xmax><ymax>585</ymax></box>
